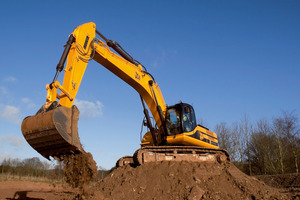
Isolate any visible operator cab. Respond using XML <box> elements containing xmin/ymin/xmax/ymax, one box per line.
<box><xmin>166</xmin><ymin>103</ymin><xmax>197</xmax><ymax>135</ymax></box>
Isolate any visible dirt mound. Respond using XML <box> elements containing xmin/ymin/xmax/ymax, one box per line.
<box><xmin>1</xmin><ymin>161</ymin><xmax>298</xmax><ymax>199</ymax></box>
<box><xmin>95</xmin><ymin>160</ymin><xmax>288</xmax><ymax>200</ymax></box>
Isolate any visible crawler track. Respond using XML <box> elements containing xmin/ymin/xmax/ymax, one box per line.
<box><xmin>114</xmin><ymin>146</ymin><xmax>230</xmax><ymax>167</ymax></box>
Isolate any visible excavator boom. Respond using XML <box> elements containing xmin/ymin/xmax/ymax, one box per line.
<box><xmin>21</xmin><ymin>22</ymin><xmax>167</xmax><ymax>160</ymax></box>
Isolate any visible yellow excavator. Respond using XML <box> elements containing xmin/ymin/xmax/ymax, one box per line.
<box><xmin>21</xmin><ymin>22</ymin><xmax>229</xmax><ymax>166</ymax></box>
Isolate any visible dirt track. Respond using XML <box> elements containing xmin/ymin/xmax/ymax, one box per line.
<box><xmin>0</xmin><ymin>181</ymin><xmax>74</xmax><ymax>200</ymax></box>
<box><xmin>0</xmin><ymin>160</ymin><xmax>299</xmax><ymax>200</ymax></box>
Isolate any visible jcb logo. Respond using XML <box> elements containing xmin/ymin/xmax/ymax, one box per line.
<box><xmin>135</xmin><ymin>71</ymin><xmax>141</xmax><ymax>81</ymax></box>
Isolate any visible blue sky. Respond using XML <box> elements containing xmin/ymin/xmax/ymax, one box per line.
<box><xmin>0</xmin><ymin>1</ymin><xmax>299</xmax><ymax>169</ymax></box>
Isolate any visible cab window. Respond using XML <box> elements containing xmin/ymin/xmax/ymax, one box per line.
<box><xmin>182</xmin><ymin>106</ymin><xmax>196</xmax><ymax>132</ymax></box>
<box><xmin>166</xmin><ymin>108</ymin><xmax>181</xmax><ymax>135</ymax></box>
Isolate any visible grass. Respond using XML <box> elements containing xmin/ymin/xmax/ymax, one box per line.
<box><xmin>0</xmin><ymin>173</ymin><xmax>64</xmax><ymax>184</ymax></box>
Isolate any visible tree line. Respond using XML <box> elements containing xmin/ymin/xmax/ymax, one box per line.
<box><xmin>0</xmin><ymin>157</ymin><xmax>110</xmax><ymax>181</ymax></box>
<box><xmin>215</xmin><ymin>110</ymin><xmax>300</xmax><ymax>175</ymax></box>
<box><xmin>0</xmin><ymin>157</ymin><xmax>64</xmax><ymax>180</ymax></box>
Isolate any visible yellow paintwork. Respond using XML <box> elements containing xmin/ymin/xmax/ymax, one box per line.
<box><xmin>60</xmin><ymin>22</ymin><xmax>96</xmax><ymax>107</ymax></box>
<box><xmin>167</xmin><ymin>126</ymin><xmax>219</xmax><ymax>149</ymax></box>
<box><xmin>45</xmin><ymin>83</ymin><xmax>57</xmax><ymax>106</ymax></box>
<box><xmin>45</xmin><ymin>22</ymin><xmax>219</xmax><ymax>149</ymax></box>
<box><xmin>45</xmin><ymin>22</ymin><xmax>166</xmax><ymax>128</ymax></box>
<box><xmin>92</xmin><ymin>39</ymin><xmax>166</xmax><ymax>128</ymax></box>
<box><xmin>142</xmin><ymin>125</ymin><xmax>219</xmax><ymax>149</ymax></box>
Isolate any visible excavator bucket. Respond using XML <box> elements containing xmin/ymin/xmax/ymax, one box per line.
<box><xmin>21</xmin><ymin>105</ymin><xmax>83</xmax><ymax>160</ymax></box>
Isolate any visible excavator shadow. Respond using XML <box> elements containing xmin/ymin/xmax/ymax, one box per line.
<box><xmin>6</xmin><ymin>190</ymin><xmax>74</xmax><ymax>200</ymax></box>
<box><xmin>6</xmin><ymin>191</ymin><xmax>44</xmax><ymax>200</ymax></box>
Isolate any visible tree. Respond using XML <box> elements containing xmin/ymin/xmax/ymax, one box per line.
<box><xmin>239</xmin><ymin>114</ymin><xmax>252</xmax><ymax>175</ymax></box>
<box><xmin>215</xmin><ymin>121</ymin><xmax>244</xmax><ymax>163</ymax></box>
<box><xmin>248</xmin><ymin>119</ymin><xmax>277</xmax><ymax>174</ymax></box>
<box><xmin>215</xmin><ymin>122</ymin><xmax>232</xmax><ymax>152</ymax></box>
<box><xmin>272</xmin><ymin>111</ymin><xmax>300</xmax><ymax>174</ymax></box>
<box><xmin>247</xmin><ymin>112</ymin><xmax>300</xmax><ymax>175</ymax></box>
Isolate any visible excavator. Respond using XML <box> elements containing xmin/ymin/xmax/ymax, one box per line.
<box><xmin>21</xmin><ymin>22</ymin><xmax>229</xmax><ymax>166</ymax></box>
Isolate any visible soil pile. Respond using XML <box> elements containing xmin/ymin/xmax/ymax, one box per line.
<box><xmin>255</xmin><ymin>174</ymin><xmax>300</xmax><ymax>189</ymax></box>
<box><xmin>63</xmin><ymin>151</ymin><xmax>97</xmax><ymax>199</ymax></box>
<box><xmin>2</xmin><ymin>160</ymin><xmax>298</xmax><ymax>199</ymax></box>
<box><xmin>95</xmin><ymin>160</ymin><xmax>288</xmax><ymax>200</ymax></box>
